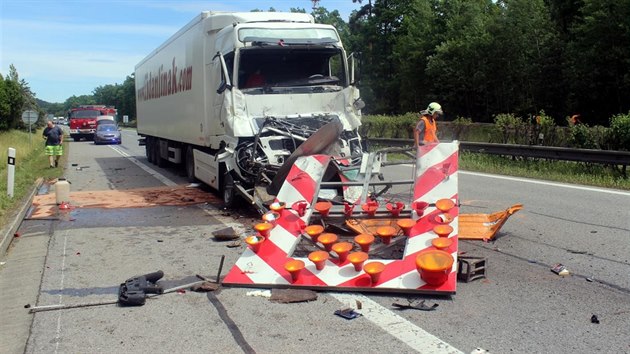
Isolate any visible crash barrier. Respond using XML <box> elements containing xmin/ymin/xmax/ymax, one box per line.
<box><xmin>369</xmin><ymin>138</ymin><xmax>630</xmax><ymax>168</ymax></box>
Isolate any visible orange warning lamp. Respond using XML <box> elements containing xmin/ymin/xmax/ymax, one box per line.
<box><xmin>415</xmin><ymin>250</ymin><xmax>454</xmax><ymax>286</ymax></box>
<box><xmin>435</xmin><ymin>198</ymin><xmax>455</xmax><ymax>213</ymax></box>
<box><xmin>314</xmin><ymin>201</ymin><xmax>332</xmax><ymax>217</ymax></box>
<box><xmin>363</xmin><ymin>261</ymin><xmax>386</xmax><ymax>284</ymax></box>
<box><xmin>433</xmin><ymin>224</ymin><xmax>453</xmax><ymax>238</ymax></box>
<box><xmin>245</xmin><ymin>235</ymin><xmax>265</xmax><ymax>253</ymax></box>
<box><xmin>376</xmin><ymin>226</ymin><xmax>396</xmax><ymax>245</ymax></box>
<box><xmin>254</xmin><ymin>222</ymin><xmax>274</xmax><ymax>238</ymax></box>
<box><xmin>269</xmin><ymin>201</ymin><xmax>286</xmax><ymax>212</ymax></box>
<box><xmin>354</xmin><ymin>233</ymin><xmax>375</xmax><ymax>252</ymax></box>
<box><xmin>308</xmin><ymin>250</ymin><xmax>329</xmax><ymax>270</ymax></box>
<box><xmin>317</xmin><ymin>233</ymin><xmax>338</xmax><ymax>252</ymax></box>
<box><xmin>332</xmin><ymin>242</ymin><xmax>353</xmax><ymax>263</ymax></box>
<box><xmin>431</xmin><ymin>237</ymin><xmax>453</xmax><ymax>250</ymax></box>
<box><xmin>348</xmin><ymin>251</ymin><xmax>369</xmax><ymax>271</ymax></box>
<box><xmin>304</xmin><ymin>225</ymin><xmax>324</xmax><ymax>241</ymax></box>
<box><xmin>284</xmin><ymin>259</ymin><xmax>305</xmax><ymax>282</ymax></box>
<box><xmin>396</xmin><ymin>218</ymin><xmax>415</xmax><ymax>236</ymax></box>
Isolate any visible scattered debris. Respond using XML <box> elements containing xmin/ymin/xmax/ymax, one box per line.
<box><xmin>212</xmin><ymin>227</ymin><xmax>240</xmax><ymax>241</ymax></box>
<box><xmin>157</xmin><ymin>240</ymin><xmax>163</xmax><ymax>243</ymax></box>
<box><xmin>191</xmin><ymin>282</ymin><xmax>220</xmax><ymax>292</ymax></box>
<box><xmin>0</xmin><ymin>262</ymin><xmax>6</xmax><ymax>266</ymax></box>
<box><xmin>458</xmin><ymin>256</ymin><xmax>487</xmax><ymax>282</ymax></box>
<box><xmin>334</xmin><ymin>308</ymin><xmax>362</xmax><ymax>320</ymax></box>
<box><xmin>186</xmin><ymin>183</ymin><xmax>201</xmax><ymax>188</ymax></box>
<box><xmin>567</xmin><ymin>249</ymin><xmax>587</xmax><ymax>254</ymax></box>
<box><xmin>470</xmin><ymin>348</ymin><xmax>490</xmax><ymax>354</ymax></box>
<box><xmin>246</xmin><ymin>290</ymin><xmax>271</xmax><ymax>298</ymax></box>
<box><xmin>591</xmin><ymin>314</ymin><xmax>600</xmax><ymax>324</ymax></box>
<box><xmin>14</xmin><ymin>232</ymin><xmax>20</xmax><ymax>238</ymax></box>
<box><xmin>551</xmin><ymin>263</ymin><xmax>570</xmax><ymax>276</ymax></box>
<box><xmin>227</xmin><ymin>240</ymin><xmax>241</xmax><ymax>248</ymax></box>
<box><xmin>269</xmin><ymin>289</ymin><xmax>318</xmax><ymax>303</ymax></box>
<box><xmin>355</xmin><ymin>300</ymin><xmax>362</xmax><ymax>310</ymax></box>
<box><xmin>586</xmin><ymin>277</ymin><xmax>594</xmax><ymax>282</ymax></box>
<box><xmin>392</xmin><ymin>300</ymin><xmax>439</xmax><ymax>311</ymax></box>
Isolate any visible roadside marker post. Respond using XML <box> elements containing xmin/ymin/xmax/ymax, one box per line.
<box><xmin>7</xmin><ymin>147</ymin><xmax>16</xmax><ymax>198</ymax></box>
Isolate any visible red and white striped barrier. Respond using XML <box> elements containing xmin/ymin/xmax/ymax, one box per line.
<box><xmin>223</xmin><ymin>143</ymin><xmax>459</xmax><ymax>294</ymax></box>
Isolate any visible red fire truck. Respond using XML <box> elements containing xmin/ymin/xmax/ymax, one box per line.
<box><xmin>68</xmin><ymin>105</ymin><xmax>118</xmax><ymax>141</ymax></box>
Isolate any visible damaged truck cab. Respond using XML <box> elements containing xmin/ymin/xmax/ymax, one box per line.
<box><xmin>136</xmin><ymin>11</ymin><xmax>363</xmax><ymax>206</ymax></box>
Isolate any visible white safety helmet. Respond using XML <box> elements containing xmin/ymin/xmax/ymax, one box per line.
<box><xmin>427</xmin><ymin>102</ymin><xmax>443</xmax><ymax>116</ymax></box>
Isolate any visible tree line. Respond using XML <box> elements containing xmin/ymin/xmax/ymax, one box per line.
<box><xmin>2</xmin><ymin>0</ymin><xmax>628</xmax><ymax>131</ymax></box>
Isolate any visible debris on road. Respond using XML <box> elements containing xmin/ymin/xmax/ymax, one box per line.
<box><xmin>392</xmin><ymin>300</ymin><xmax>439</xmax><ymax>311</ymax></box>
<box><xmin>551</xmin><ymin>263</ymin><xmax>570</xmax><ymax>276</ymax></box>
<box><xmin>591</xmin><ymin>314</ymin><xmax>600</xmax><ymax>324</ymax></box>
<box><xmin>269</xmin><ymin>289</ymin><xmax>318</xmax><ymax>303</ymax></box>
<box><xmin>334</xmin><ymin>308</ymin><xmax>362</xmax><ymax>320</ymax></box>
<box><xmin>457</xmin><ymin>256</ymin><xmax>487</xmax><ymax>282</ymax></box>
<box><xmin>212</xmin><ymin>226</ymin><xmax>240</xmax><ymax>241</ymax></box>
<box><xmin>246</xmin><ymin>289</ymin><xmax>271</xmax><ymax>298</ymax></box>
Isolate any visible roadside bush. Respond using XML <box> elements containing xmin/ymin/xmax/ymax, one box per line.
<box><xmin>569</xmin><ymin>123</ymin><xmax>598</xmax><ymax>149</ymax></box>
<box><xmin>532</xmin><ymin>110</ymin><xmax>559</xmax><ymax>146</ymax></box>
<box><xmin>608</xmin><ymin>112</ymin><xmax>630</xmax><ymax>151</ymax></box>
<box><xmin>493</xmin><ymin>113</ymin><xmax>526</xmax><ymax>143</ymax></box>
<box><xmin>451</xmin><ymin>116</ymin><xmax>473</xmax><ymax>141</ymax></box>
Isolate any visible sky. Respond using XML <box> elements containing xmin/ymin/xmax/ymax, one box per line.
<box><xmin>0</xmin><ymin>0</ymin><xmax>361</xmax><ymax>103</ymax></box>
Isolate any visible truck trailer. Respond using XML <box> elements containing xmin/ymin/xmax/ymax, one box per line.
<box><xmin>135</xmin><ymin>11</ymin><xmax>364</xmax><ymax>206</ymax></box>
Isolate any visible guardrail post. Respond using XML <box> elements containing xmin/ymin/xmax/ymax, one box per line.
<box><xmin>7</xmin><ymin>147</ymin><xmax>16</xmax><ymax>198</ymax></box>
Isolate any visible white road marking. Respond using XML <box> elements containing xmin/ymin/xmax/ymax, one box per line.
<box><xmin>400</xmin><ymin>164</ymin><xmax>630</xmax><ymax>196</ymax></box>
<box><xmin>459</xmin><ymin>171</ymin><xmax>630</xmax><ymax>196</ymax></box>
<box><xmin>331</xmin><ymin>293</ymin><xmax>463</xmax><ymax>354</ymax></box>
<box><xmin>109</xmin><ymin>145</ymin><xmax>177</xmax><ymax>186</ymax></box>
<box><xmin>54</xmin><ymin>233</ymin><xmax>68</xmax><ymax>354</ymax></box>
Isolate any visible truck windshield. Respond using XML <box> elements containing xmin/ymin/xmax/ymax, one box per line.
<box><xmin>238</xmin><ymin>47</ymin><xmax>346</xmax><ymax>92</ymax></box>
<box><xmin>70</xmin><ymin>110</ymin><xmax>102</xmax><ymax>118</ymax></box>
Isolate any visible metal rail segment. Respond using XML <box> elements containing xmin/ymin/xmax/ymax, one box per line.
<box><xmin>368</xmin><ymin>138</ymin><xmax>630</xmax><ymax>167</ymax></box>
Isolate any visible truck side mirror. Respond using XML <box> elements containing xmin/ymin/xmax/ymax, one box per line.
<box><xmin>348</xmin><ymin>52</ymin><xmax>361</xmax><ymax>86</ymax></box>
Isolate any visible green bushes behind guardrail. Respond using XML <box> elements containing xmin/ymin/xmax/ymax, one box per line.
<box><xmin>361</xmin><ymin>111</ymin><xmax>630</xmax><ymax>151</ymax></box>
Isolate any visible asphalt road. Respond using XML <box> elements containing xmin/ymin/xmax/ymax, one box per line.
<box><xmin>1</xmin><ymin>129</ymin><xmax>629</xmax><ymax>354</ymax></box>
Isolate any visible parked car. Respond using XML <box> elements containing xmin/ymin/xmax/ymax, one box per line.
<box><xmin>94</xmin><ymin>124</ymin><xmax>121</xmax><ymax>145</ymax></box>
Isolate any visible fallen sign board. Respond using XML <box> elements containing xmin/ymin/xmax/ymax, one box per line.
<box><xmin>223</xmin><ymin>142</ymin><xmax>460</xmax><ymax>295</ymax></box>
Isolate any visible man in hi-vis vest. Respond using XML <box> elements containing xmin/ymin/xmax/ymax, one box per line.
<box><xmin>414</xmin><ymin>102</ymin><xmax>443</xmax><ymax>146</ymax></box>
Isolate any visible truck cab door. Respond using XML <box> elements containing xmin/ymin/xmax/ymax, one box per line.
<box><xmin>211</xmin><ymin>51</ymin><xmax>233</xmax><ymax>133</ymax></box>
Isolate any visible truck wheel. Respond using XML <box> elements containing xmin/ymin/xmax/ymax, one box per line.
<box><xmin>222</xmin><ymin>172</ymin><xmax>236</xmax><ymax>208</ymax></box>
<box><xmin>146</xmin><ymin>138</ymin><xmax>155</xmax><ymax>164</ymax></box>
<box><xmin>155</xmin><ymin>140</ymin><xmax>166</xmax><ymax>167</ymax></box>
<box><xmin>73</xmin><ymin>137</ymin><xmax>80</xmax><ymax>142</ymax></box>
<box><xmin>185</xmin><ymin>146</ymin><xmax>196</xmax><ymax>182</ymax></box>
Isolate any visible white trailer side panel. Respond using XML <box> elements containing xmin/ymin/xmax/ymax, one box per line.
<box><xmin>135</xmin><ymin>17</ymin><xmax>209</xmax><ymax>146</ymax></box>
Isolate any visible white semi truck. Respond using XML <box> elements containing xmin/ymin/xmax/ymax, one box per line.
<box><xmin>135</xmin><ymin>11</ymin><xmax>364</xmax><ymax>206</ymax></box>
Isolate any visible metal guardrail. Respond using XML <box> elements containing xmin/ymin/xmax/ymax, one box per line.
<box><xmin>367</xmin><ymin>138</ymin><xmax>630</xmax><ymax>166</ymax></box>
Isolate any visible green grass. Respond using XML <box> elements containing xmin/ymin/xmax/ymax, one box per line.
<box><xmin>382</xmin><ymin>150</ymin><xmax>629</xmax><ymax>190</ymax></box>
<box><xmin>459</xmin><ymin>152</ymin><xmax>630</xmax><ymax>190</ymax></box>
<box><xmin>0</xmin><ymin>129</ymin><xmax>68</xmax><ymax>222</ymax></box>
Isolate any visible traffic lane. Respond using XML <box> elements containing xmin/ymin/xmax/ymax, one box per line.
<box><xmin>28</xmin><ymin>205</ymin><xmax>418</xmax><ymax>354</ymax></box>
<box><xmin>64</xmin><ymin>135</ymin><xmax>190</xmax><ymax>192</ymax></box>
<box><xmin>458</xmin><ymin>172</ymin><xmax>630</xmax><ymax>291</ymax></box>
<box><xmin>377</xmin><ymin>164</ymin><xmax>630</xmax><ymax>353</ymax></box>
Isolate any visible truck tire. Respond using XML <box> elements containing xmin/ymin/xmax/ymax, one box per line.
<box><xmin>221</xmin><ymin>172</ymin><xmax>236</xmax><ymax>208</ymax></box>
<box><xmin>185</xmin><ymin>146</ymin><xmax>196</xmax><ymax>182</ymax></box>
<box><xmin>146</xmin><ymin>138</ymin><xmax>155</xmax><ymax>164</ymax></box>
<box><xmin>155</xmin><ymin>140</ymin><xmax>166</xmax><ymax>168</ymax></box>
